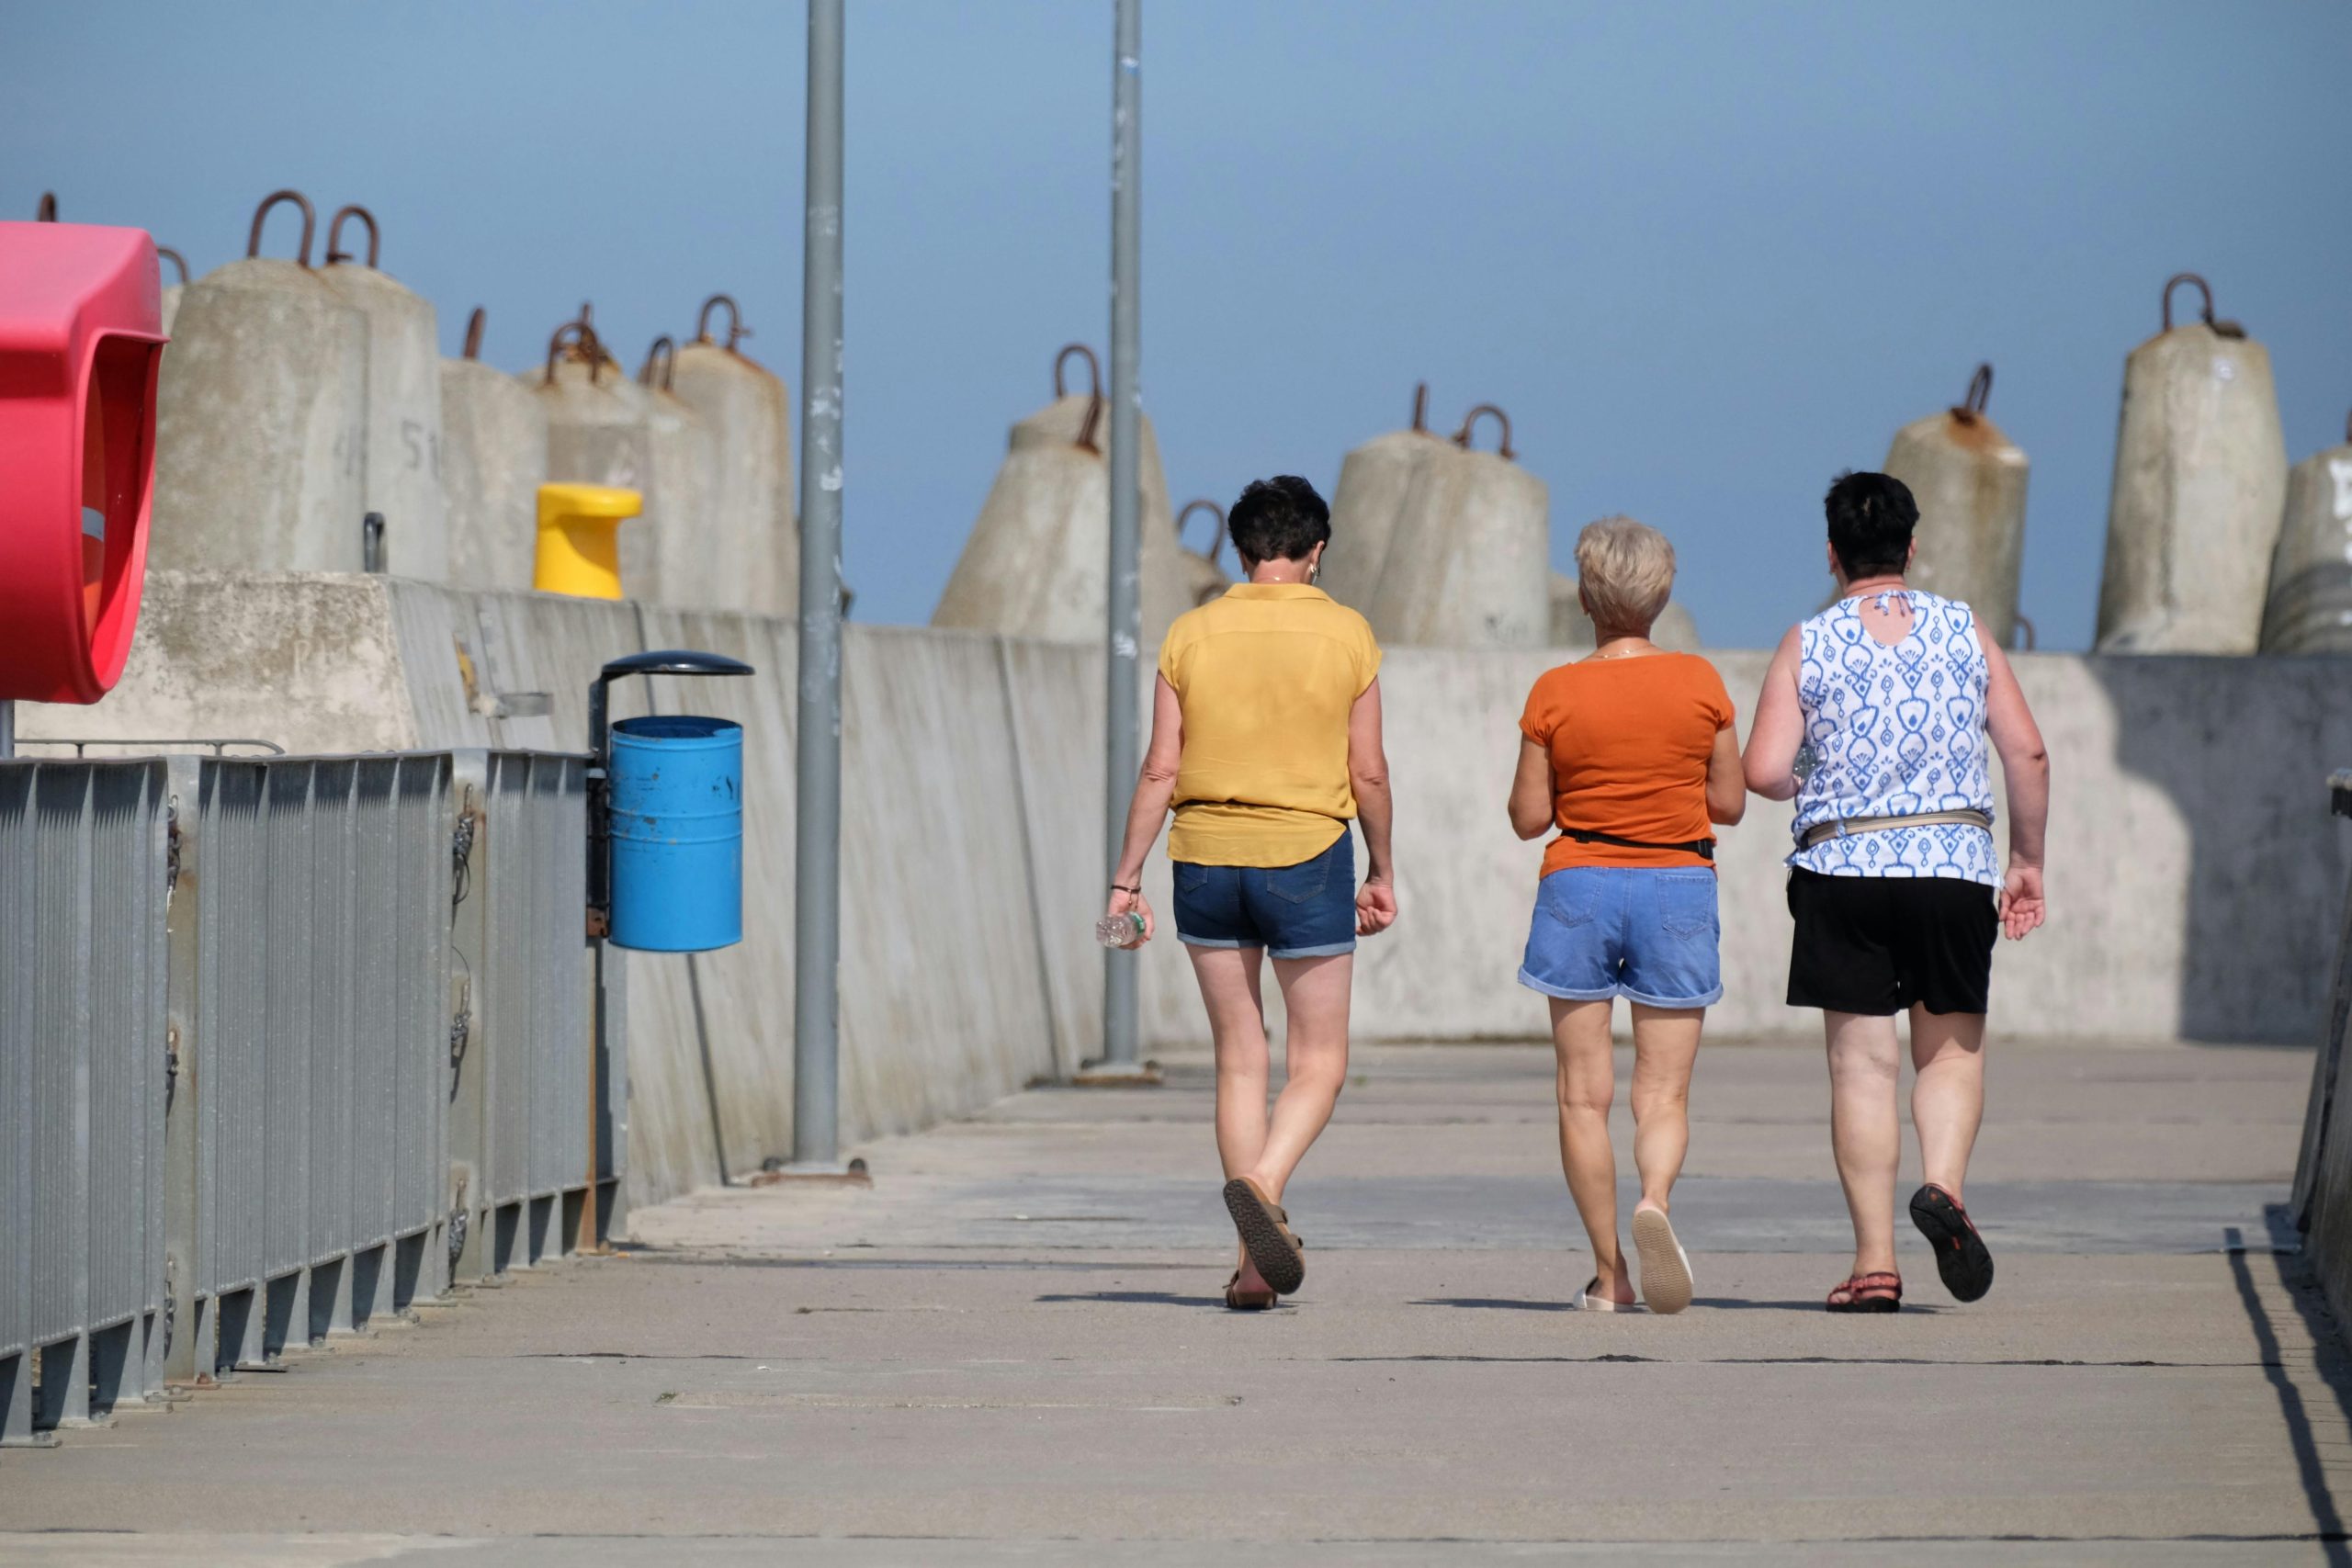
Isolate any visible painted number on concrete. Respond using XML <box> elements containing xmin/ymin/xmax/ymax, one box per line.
<box><xmin>401</xmin><ymin>421</ymin><xmax>439</xmax><ymax>476</ymax></box>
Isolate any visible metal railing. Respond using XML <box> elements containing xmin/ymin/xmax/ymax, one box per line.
<box><xmin>0</xmin><ymin>760</ymin><xmax>170</xmax><ymax>1442</ymax></box>
<box><xmin>2293</xmin><ymin>772</ymin><xmax>2352</xmax><ymax>1318</ymax></box>
<box><xmin>173</xmin><ymin>753</ymin><xmax>457</xmax><ymax>1381</ymax></box>
<box><xmin>447</xmin><ymin>750</ymin><xmax>606</xmax><ymax>1280</ymax></box>
<box><xmin>2</xmin><ymin>749</ymin><xmax>608</xmax><ymax>1443</ymax></box>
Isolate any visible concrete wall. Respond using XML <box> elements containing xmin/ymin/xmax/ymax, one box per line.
<box><xmin>28</xmin><ymin>575</ymin><xmax>2352</xmax><ymax>1214</ymax></box>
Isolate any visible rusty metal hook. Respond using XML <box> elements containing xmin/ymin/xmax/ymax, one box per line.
<box><xmin>639</xmin><ymin>335</ymin><xmax>677</xmax><ymax>392</ymax></box>
<box><xmin>155</xmin><ymin>247</ymin><xmax>188</xmax><ymax>287</ymax></box>
<box><xmin>248</xmin><ymin>190</ymin><xmax>317</xmax><ymax>265</ymax></box>
<box><xmin>695</xmin><ymin>293</ymin><xmax>750</xmax><ymax>351</ymax></box>
<box><xmin>2161</xmin><ymin>273</ymin><xmax>2215</xmax><ymax>333</ymax></box>
<box><xmin>1177</xmin><ymin>500</ymin><xmax>1227</xmax><ymax>567</ymax></box>
<box><xmin>462</xmin><ymin>308</ymin><xmax>486</xmax><ymax>361</ymax></box>
<box><xmin>35</xmin><ymin>192</ymin><xmax>56</xmax><ymax>221</ymax></box>
<box><xmin>1453</xmin><ymin>403</ymin><xmax>1515</xmax><ymax>460</ymax></box>
<box><xmin>544</xmin><ymin>318</ymin><xmax>605</xmax><ymax>388</ymax></box>
<box><xmin>1053</xmin><ymin>344</ymin><xmax>1104</xmax><ymax>454</ymax></box>
<box><xmin>1953</xmin><ymin>363</ymin><xmax>1993</xmax><ymax>423</ymax></box>
<box><xmin>1410</xmin><ymin>381</ymin><xmax>1429</xmax><ymax>434</ymax></box>
<box><xmin>324</xmin><ymin>204</ymin><xmax>380</xmax><ymax>269</ymax></box>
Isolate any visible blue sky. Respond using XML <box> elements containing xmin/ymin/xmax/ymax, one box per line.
<box><xmin>7</xmin><ymin>0</ymin><xmax>2348</xmax><ymax>649</ymax></box>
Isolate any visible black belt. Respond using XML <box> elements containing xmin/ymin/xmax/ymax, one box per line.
<box><xmin>1556</xmin><ymin>827</ymin><xmax>1715</xmax><ymax>862</ymax></box>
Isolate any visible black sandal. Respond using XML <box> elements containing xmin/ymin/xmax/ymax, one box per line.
<box><xmin>1826</xmin><ymin>1271</ymin><xmax>1903</xmax><ymax>1313</ymax></box>
<box><xmin>1910</xmin><ymin>1183</ymin><xmax>1994</xmax><ymax>1303</ymax></box>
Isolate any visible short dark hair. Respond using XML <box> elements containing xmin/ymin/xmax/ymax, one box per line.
<box><xmin>1824</xmin><ymin>470</ymin><xmax>1917</xmax><ymax>579</ymax></box>
<box><xmin>1227</xmin><ymin>475</ymin><xmax>1330</xmax><ymax>565</ymax></box>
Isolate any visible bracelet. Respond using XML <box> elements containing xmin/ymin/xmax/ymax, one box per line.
<box><xmin>1109</xmin><ymin>883</ymin><xmax>1141</xmax><ymax>895</ymax></box>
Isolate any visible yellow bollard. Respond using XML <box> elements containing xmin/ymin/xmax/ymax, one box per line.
<box><xmin>533</xmin><ymin>482</ymin><xmax>642</xmax><ymax>599</ymax></box>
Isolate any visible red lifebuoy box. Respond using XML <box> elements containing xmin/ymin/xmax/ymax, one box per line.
<box><xmin>0</xmin><ymin>221</ymin><xmax>166</xmax><ymax>704</ymax></box>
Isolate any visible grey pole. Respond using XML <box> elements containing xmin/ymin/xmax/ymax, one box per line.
<box><xmin>0</xmin><ymin>700</ymin><xmax>13</xmax><ymax>759</ymax></box>
<box><xmin>791</xmin><ymin>0</ymin><xmax>845</xmax><ymax>1167</ymax></box>
<box><xmin>1098</xmin><ymin>0</ymin><xmax>1143</xmax><ymax>1071</ymax></box>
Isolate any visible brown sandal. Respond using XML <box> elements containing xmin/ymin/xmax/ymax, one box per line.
<box><xmin>1826</xmin><ymin>1271</ymin><xmax>1903</xmax><ymax>1313</ymax></box>
<box><xmin>1224</xmin><ymin>1270</ymin><xmax>1276</xmax><ymax>1311</ymax></box>
<box><xmin>1223</xmin><ymin>1178</ymin><xmax>1306</xmax><ymax>1295</ymax></box>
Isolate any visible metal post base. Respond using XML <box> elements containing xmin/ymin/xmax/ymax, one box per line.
<box><xmin>751</xmin><ymin>1156</ymin><xmax>871</xmax><ymax>1187</ymax></box>
<box><xmin>1071</xmin><ymin>1058</ymin><xmax>1163</xmax><ymax>1088</ymax></box>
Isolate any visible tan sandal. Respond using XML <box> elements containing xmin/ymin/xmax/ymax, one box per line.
<box><xmin>1222</xmin><ymin>1177</ymin><xmax>1306</xmax><ymax>1295</ymax></box>
<box><xmin>1224</xmin><ymin>1270</ymin><xmax>1276</xmax><ymax>1311</ymax></box>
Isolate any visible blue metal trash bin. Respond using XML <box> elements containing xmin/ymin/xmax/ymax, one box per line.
<box><xmin>606</xmin><ymin>714</ymin><xmax>742</xmax><ymax>952</ymax></box>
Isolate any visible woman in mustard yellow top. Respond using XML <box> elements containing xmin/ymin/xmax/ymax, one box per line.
<box><xmin>1107</xmin><ymin>476</ymin><xmax>1397</xmax><ymax>1311</ymax></box>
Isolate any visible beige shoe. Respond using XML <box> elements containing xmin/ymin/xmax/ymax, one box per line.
<box><xmin>1577</xmin><ymin>1277</ymin><xmax>1645</xmax><ymax>1313</ymax></box>
<box><xmin>1633</xmin><ymin>1205</ymin><xmax>1693</xmax><ymax>1315</ymax></box>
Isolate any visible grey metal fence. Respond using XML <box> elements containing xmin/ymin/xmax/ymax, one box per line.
<box><xmin>447</xmin><ymin>750</ymin><xmax>605</xmax><ymax>1281</ymax></box>
<box><xmin>0</xmin><ymin>761</ymin><xmax>169</xmax><ymax>1444</ymax></box>
<box><xmin>176</xmin><ymin>753</ymin><xmax>457</xmax><ymax>1380</ymax></box>
<box><xmin>2294</xmin><ymin>771</ymin><xmax>2352</xmax><ymax>1317</ymax></box>
<box><xmin>2</xmin><ymin>748</ymin><xmax>608</xmax><ymax>1443</ymax></box>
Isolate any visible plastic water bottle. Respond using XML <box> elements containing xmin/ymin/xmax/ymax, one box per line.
<box><xmin>1095</xmin><ymin>910</ymin><xmax>1146</xmax><ymax>949</ymax></box>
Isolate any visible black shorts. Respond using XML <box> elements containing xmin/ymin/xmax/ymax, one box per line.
<box><xmin>1786</xmin><ymin>869</ymin><xmax>1998</xmax><ymax>1016</ymax></box>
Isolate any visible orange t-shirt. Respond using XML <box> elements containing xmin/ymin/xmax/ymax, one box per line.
<box><xmin>1518</xmin><ymin>652</ymin><xmax>1735</xmax><ymax>877</ymax></box>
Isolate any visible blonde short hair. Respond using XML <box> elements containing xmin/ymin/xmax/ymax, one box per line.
<box><xmin>1575</xmin><ymin>515</ymin><xmax>1676</xmax><ymax>630</ymax></box>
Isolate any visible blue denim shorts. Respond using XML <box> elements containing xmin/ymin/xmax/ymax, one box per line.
<box><xmin>1172</xmin><ymin>832</ymin><xmax>1357</xmax><ymax>960</ymax></box>
<box><xmin>1519</xmin><ymin>865</ymin><xmax>1722</xmax><ymax>1008</ymax></box>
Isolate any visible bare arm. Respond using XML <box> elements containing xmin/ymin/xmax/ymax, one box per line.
<box><xmin>1742</xmin><ymin>626</ymin><xmax>1804</xmax><ymax>800</ymax></box>
<box><xmin>1705</xmin><ymin>722</ymin><xmax>1747</xmax><ymax>825</ymax></box>
<box><xmin>1508</xmin><ymin>737</ymin><xmax>1554</xmax><ymax>840</ymax></box>
<box><xmin>1349</xmin><ymin>678</ymin><xmax>1397</xmax><ymax>934</ymax></box>
<box><xmin>1983</xmin><ymin>638</ymin><xmax>2049</xmax><ymax>940</ymax></box>
<box><xmin>1104</xmin><ymin>674</ymin><xmax>1185</xmax><ymax>942</ymax></box>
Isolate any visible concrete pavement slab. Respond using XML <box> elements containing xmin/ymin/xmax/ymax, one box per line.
<box><xmin>1</xmin><ymin>1043</ymin><xmax>2344</xmax><ymax>1563</ymax></box>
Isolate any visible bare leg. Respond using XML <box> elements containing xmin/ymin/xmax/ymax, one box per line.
<box><xmin>1910</xmin><ymin>1007</ymin><xmax>1986</xmax><ymax>1202</ymax></box>
<box><xmin>1189</xmin><ymin>944</ymin><xmax>1272</xmax><ymax>1287</ymax></box>
<box><xmin>1552</xmin><ymin>998</ymin><xmax>1632</xmax><ymax>1303</ymax></box>
<box><xmin>1239</xmin><ymin>954</ymin><xmax>1353</xmax><ymax>1202</ymax></box>
<box><xmin>1627</xmin><ymin>1003</ymin><xmax>1703</xmax><ymax>1213</ymax></box>
<box><xmin>1824</xmin><ymin>1010</ymin><xmax>1903</xmax><ymax>1280</ymax></box>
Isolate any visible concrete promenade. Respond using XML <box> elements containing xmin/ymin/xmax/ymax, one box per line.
<box><xmin>2</xmin><ymin>1039</ymin><xmax>2344</xmax><ymax>1564</ymax></box>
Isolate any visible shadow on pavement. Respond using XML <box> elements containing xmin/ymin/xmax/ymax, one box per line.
<box><xmin>2229</xmin><ymin>1218</ymin><xmax>2352</xmax><ymax>1564</ymax></box>
<box><xmin>1035</xmin><ymin>1291</ymin><xmax>1227</xmax><ymax>1308</ymax></box>
<box><xmin>1410</xmin><ymin>1296</ymin><xmax>1577</xmax><ymax>1313</ymax></box>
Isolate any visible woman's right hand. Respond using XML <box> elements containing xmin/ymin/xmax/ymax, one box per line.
<box><xmin>1106</xmin><ymin>886</ymin><xmax>1155</xmax><ymax>946</ymax></box>
<box><xmin>1356</xmin><ymin>874</ymin><xmax>1398</xmax><ymax>937</ymax></box>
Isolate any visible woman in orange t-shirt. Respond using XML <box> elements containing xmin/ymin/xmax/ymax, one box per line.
<box><xmin>1507</xmin><ymin>518</ymin><xmax>1747</xmax><ymax>1314</ymax></box>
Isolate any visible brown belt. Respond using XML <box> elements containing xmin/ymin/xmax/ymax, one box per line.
<box><xmin>1799</xmin><ymin>808</ymin><xmax>1992</xmax><ymax>851</ymax></box>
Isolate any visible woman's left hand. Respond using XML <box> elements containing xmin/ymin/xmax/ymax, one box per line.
<box><xmin>1356</xmin><ymin>876</ymin><xmax>1397</xmax><ymax>936</ymax></box>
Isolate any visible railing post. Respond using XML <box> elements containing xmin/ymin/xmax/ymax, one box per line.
<box><xmin>446</xmin><ymin>751</ymin><xmax>492</xmax><ymax>1285</ymax></box>
<box><xmin>591</xmin><ymin>932</ymin><xmax>628</xmax><ymax>1247</ymax></box>
<box><xmin>161</xmin><ymin>757</ymin><xmax>202</xmax><ymax>1387</ymax></box>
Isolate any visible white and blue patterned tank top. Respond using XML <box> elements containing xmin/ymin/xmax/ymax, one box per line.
<box><xmin>1789</xmin><ymin>589</ymin><xmax>1997</xmax><ymax>886</ymax></box>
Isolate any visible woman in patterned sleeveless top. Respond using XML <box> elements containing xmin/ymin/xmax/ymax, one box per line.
<box><xmin>1744</xmin><ymin>472</ymin><xmax>2050</xmax><ymax>1315</ymax></box>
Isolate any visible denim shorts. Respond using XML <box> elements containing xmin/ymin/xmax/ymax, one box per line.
<box><xmin>1172</xmin><ymin>832</ymin><xmax>1357</xmax><ymax>960</ymax></box>
<box><xmin>1519</xmin><ymin>865</ymin><xmax>1722</xmax><ymax>1008</ymax></box>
